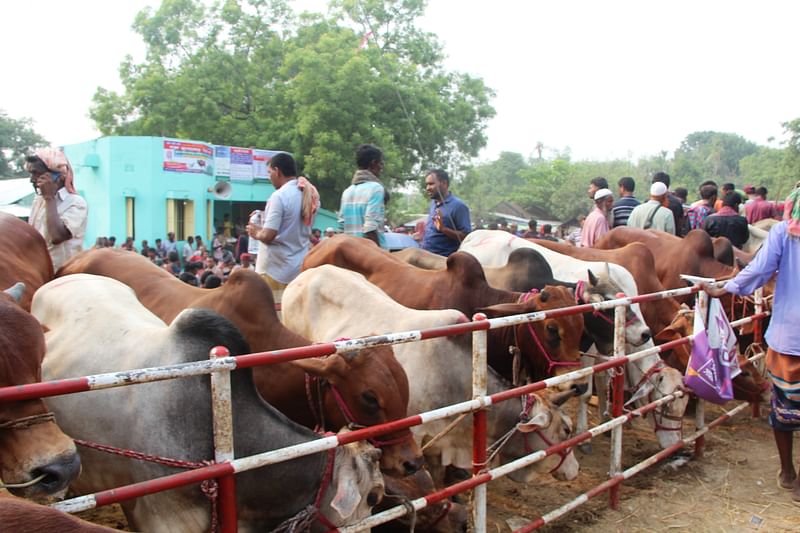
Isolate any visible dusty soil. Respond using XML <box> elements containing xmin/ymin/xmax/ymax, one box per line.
<box><xmin>74</xmin><ymin>401</ymin><xmax>799</xmax><ymax>533</ymax></box>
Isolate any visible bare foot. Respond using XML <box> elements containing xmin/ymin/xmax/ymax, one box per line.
<box><xmin>778</xmin><ymin>469</ymin><xmax>797</xmax><ymax>490</ymax></box>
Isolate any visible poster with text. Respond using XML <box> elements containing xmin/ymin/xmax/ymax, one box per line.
<box><xmin>163</xmin><ymin>140</ymin><xmax>213</xmax><ymax>175</ymax></box>
<box><xmin>214</xmin><ymin>146</ymin><xmax>231</xmax><ymax>177</ymax></box>
<box><xmin>253</xmin><ymin>149</ymin><xmax>281</xmax><ymax>179</ymax></box>
<box><xmin>229</xmin><ymin>147</ymin><xmax>254</xmax><ymax>182</ymax></box>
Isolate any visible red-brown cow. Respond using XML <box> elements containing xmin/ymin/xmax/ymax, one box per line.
<box><xmin>0</xmin><ymin>213</ymin><xmax>79</xmax><ymax>499</ymax></box>
<box><xmin>0</xmin><ymin>494</ymin><xmax>120</xmax><ymax>532</ymax></box>
<box><xmin>57</xmin><ymin>248</ymin><xmax>421</xmax><ymax>478</ymax></box>
<box><xmin>302</xmin><ymin>235</ymin><xmax>585</xmax><ymax>385</ymax></box>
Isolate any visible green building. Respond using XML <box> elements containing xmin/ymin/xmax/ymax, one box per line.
<box><xmin>63</xmin><ymin>136</ymin><xmax>338</xmax><ymax>249</ymax></box>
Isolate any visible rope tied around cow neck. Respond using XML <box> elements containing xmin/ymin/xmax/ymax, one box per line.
<box><xmin>0</xmin><ymin>411</ymin><xmax>56</xmax><ymax>430</ymax></box>
<box><xmin>74</xmin><ymin>439</ymin><xmax>221</xmax><ymax>533</ymax></box>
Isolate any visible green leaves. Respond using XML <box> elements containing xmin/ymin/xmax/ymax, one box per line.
<box><xmin>0</xmin><ymin>110</ymin><xmax>47</xmax><ymax>177</ymax></box>
<box><xmin>91</xmin><ymin>0</ymin><xmax>495</xmax><ymax>211</ymax></box>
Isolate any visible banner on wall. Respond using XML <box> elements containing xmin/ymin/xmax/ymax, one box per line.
<box><xmin>214</xmin><ymin>146</ymin><xmax>231</xmax><ymax>177</ymax></box>
<box><xmin>163</xmin><ymin>140</ymin><xmax>214</xmax><ymax>175</ymax></box>
<box><xmin>229</xmin><ymin>147</ymin><xmax>254</xmax><ymax>182</ymax></box>
<box><xmin>253</xmin><ymin>149</ymin><xmax>281</xmax><ymax>179</ymax></box>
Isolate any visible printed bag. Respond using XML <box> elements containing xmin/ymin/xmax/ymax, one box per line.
<box><xmin>684</xmin><ymin>298</ymin><xmax>740</xmax><ymax>404</ymax></box>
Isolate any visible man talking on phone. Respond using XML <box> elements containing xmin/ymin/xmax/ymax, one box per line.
<box><xmin>25</xmin><ymin>148</ymin><xmax>88</xmax><ymax>270</ymax></box>
<box><xmin>421</xmin><ymin>169</ymin><xmax>471</xmax><ymax>257</ymax></box>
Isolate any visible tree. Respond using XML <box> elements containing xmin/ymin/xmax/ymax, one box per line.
<box><xmin>672</xmin><ymin>131</ymin><xmax>758</xmax><ymax>192</ymax></box>
<box><xmin>0</xmin><ymin>110</ymin><xmax>48</xmax><ymax>178</ymax></box>
<box><xmin>90</xmin><ymin>0</ymin><xmax>495</xmax><ymax>208</ymax></box>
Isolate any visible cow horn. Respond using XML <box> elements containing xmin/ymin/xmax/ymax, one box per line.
<box><xmin>550</xmin><ymin>388</ymin><xmax>578</xmax><ymax>407</ymax></box>
<box><xmin>587</xmin><ymin>269</ymin><xmax>599</xmax><ymax>287</ymax></box>
<box><xmin>3</xmin><ymin>282</ymin><xmax>25</xmax><ymax>303</ymax></box>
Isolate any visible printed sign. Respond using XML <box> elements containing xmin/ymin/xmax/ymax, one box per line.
<box><xmin>253</xmin><ymin>149</ymin><xmax>280</xmax><ymax>180</ymax></box>
<box><xmin>163</xmin><ymin>140</ymin><xmax>213</xmax><ymax>175</ymax></box>
<box><xmin>229</xmin><ymin>147</ymin><xmax>254</xmax><ymax>182</ymax></box>
<box><xmin>214</xmin><ymin>146</ymin><xmax>231</xmax><ymax>177</ymax></box>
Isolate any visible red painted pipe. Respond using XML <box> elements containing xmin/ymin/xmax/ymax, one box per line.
<box><xmin>473</xmin><ymin>410</ymin><xmax>488</xmax><ymax>474</ymax></box>
<box><xmin>218</xmin><ymin>474</ymin><xmax>238</xmax><ymax>533</ymax></box>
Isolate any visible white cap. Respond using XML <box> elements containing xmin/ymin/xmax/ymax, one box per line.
<box><xmin>650</xmin><ymin>182</ymin><xmax>668</xmax><ymax>196</ymax></box>
<box><xmin>325</xmin><ymin>227</ymin><xmax>335</xmax><ymax>232</ymax></box>
<box><xmin>593</xmin><ymin>188</ymin><xmax>613</xmax><ymax>201</ymax></box>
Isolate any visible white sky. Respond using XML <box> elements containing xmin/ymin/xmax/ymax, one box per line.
<box><xmin>2</xmin><ymin>0</ymin><xmax>799</xmax><ymax>162</ymax></box>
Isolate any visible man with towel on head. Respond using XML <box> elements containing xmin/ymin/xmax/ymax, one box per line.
<box><xmin>25</xmin><ymin>148</ymin><xmax>88</xmax><ymax>270</ymax></box>
<box><xmin>702</xmin><ymin>182</ymin><xmax>800</xmax><ymax>505</ymax></box>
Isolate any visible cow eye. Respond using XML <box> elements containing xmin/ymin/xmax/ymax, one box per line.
<box><xmin>361</xmin><ymin>391</ymin><xmax>380</xmax><ymax>412</ymax></box>
<box><xmin>546</xmin><ymin>323</ymin><xmax>560</xmax><ymax>340</ymax></box>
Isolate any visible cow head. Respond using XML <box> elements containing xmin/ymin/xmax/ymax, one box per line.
<box><xmin>628</xmin><ymin>366</ymin><xmax>689</xmax><ymax>449</ymax></box>
<box><xmin>477</xmin><ymin>287</ymin><xmax>584</xmax><ymax>387</ymax></box>
<box><xmin>0</xmin><ymin>287</ymin><xmax>80</xmax><ymax>499</ymax></box>
<box><xmin>290</xmin><ymin>346</ymin><xmax>424</xmax><ymax>477</ymax></box>
<box><xmin>579</xmin><ymin>266</ymin><xmax>652</xmax><ymax>352</ymax></box>
<box><xmin>654</xmin><ymin>305</ymin><xmax>693</xmax><ymax>370</ymax></box>
<box><xmin>322</xmin><ymin>435</ymin><xmax>384</xmax><ymax>526</ymax></box>
<box><xmin>502</xmin><ymin>391</ymin><xmax>580</xmax><ymax>483</ymax></box>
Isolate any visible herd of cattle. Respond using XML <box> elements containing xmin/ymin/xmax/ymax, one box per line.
<box><xmin>0</xmin><ymin>211</ymin><xmax>773</xmax><ymax>532</ymax></box>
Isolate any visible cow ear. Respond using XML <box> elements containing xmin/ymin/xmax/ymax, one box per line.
<box><xmin>290</xmin><ymin>355</ymin><xmax>347</xmax><ymax>381</ymax></box>
<box><xmin>517</xmin><ymin>411</ymin><xmax>551</xmax><ymax>433</ymax></box>
<box><xmin>654</xmin><ymin>326</ymin><xmax>678</xmax><ymax>342</ymax></box>
<box><xmin>539</xmin><ymin>290</ymin><xmax>550</xmax><ymax>303</ymax></box>
<box><xmin>587</xmin><ymin>269</ymin><xmax>599</xmax><ymax>287</ymax></box>
<box><xmin>330</xmin><ymin>446</ymin><xmax>363</xmax><ymax>520</ymax></box>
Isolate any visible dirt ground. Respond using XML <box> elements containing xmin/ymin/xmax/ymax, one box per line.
<box><xmin>72</xmin><ymin>399</ymin><xmax>800</xmax><ymax>532</ymax></box>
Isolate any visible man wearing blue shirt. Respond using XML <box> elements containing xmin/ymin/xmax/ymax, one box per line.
<box><xmin>422</xmin><ymin>169</ymin><xmax>471</xmax><ymax>256</ymax></box>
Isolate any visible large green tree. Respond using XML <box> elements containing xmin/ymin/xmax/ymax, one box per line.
<box><xmin>672</xmin><ymin>131</ymin><xmax>759</xmax><ymax>192</ymax></box>
<box><xmin>91</xmin><ymin>0</ymin><xmax>495</xmax><ymax>207</ymax></box>
<box><xmin>0</xmin><ymin>110</ymin><xmax>48</xmax><ymax>178</ymax></box>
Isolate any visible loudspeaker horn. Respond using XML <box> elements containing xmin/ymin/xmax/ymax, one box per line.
<box><xmin>208</xmin><ymin>180</ymin><xmax>232</xmax><ymax>200</ymax></box>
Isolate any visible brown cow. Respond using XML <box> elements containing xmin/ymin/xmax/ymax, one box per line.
<box><xmin>712</xmin><ymin>236</ymin><xmax>754</xmax><ymax>267</ymax></box>
<box><xmin>0</xmin><ymin>214</ymin><xmax>79</xmax><ymax>500</ymax></box>
<box><xmin>303</xmin><ymin>236</ymin><xmax>585</xmax><ymax>385</ymax></box>
<box><xmin>535</xmin><ymin>239</ymin><xmax>681</xmax><ymax>336</ymax></box>
<box><xmin>57</xmin><ymin>248</ymin><xmax>421</xmax><ymax>478</ymax></box>
<box><xmin>0</xmin><ymin>494</ymin><xmax>120</xmax><ymax>532</ymax></box>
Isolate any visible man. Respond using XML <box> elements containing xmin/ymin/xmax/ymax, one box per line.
<box><xmin>25</xmin><ymin>148</ymin><xmax>88</xmax><ymax>270</ymax></box>
<box><xmin>652</xmin><ymin>172</ymin><xmax>686</xmax><ymax>236</ymax></box>
<box><xmin>232</xmin><ymin>253</ymin><xmax>255</xmax><ymax>273</ymax></box>
<box><xmin>703</xmin><ymin>192</ymin><xmax>749</xmax><ymax>249</ymax></box>
<box><xmin>626</xmin><ymin>182</ymin><xmax>676</xmax><ymax>234</ymax></box>
<box><xmin>508</xmin><ymin>223</ymin><xmax>519</xmax><ymax>236</ymax></box>
<box><xmin>247</xmin><ymin>152</ymin><xmax>317</xmax><ymax>307</ymax></box>
<box><xmin>746</xmin><ymin>186</ymin><xmax>778</xmax><ymax>224</ymax></box>
<box><xmin>581</xmin><ymin>188</ymin><xmax>613</xmax><ymax>248</ymax></box>
<box><xmin>612</xmin><ymin>176</ymin><xmax>640</xmax><ymax>227</ymax></box>
<box><xmin>522</xmin><ymin>219</ymin><xmax>538</xmax><ymax>238</ymax></box>
<box><xmin>587</xmin><ymin>176</ymin><xmax>609</xmax><ymax>200</ymax></box>
<box><xmin>339</xmin><ymin>144</ymin><xmax>386</xmax><ymax>247</ymax></box>
<box><xmin>701</xmin><ymin>183</ymin><xmax>800</xmax><ymax>504</ymax></box>
<box><xmin>716</xmin><ymin>182</ymin><xmax>735</xmax><ymax>212</ymax></box>
<box><xmin>540</xmin><ymin>224</ymin><xmax>558</xmax><ymax>242</ymax></box>
<box><xmin>421</xmin><ymin>169</ymin><xmax>472</xmax><ymax>257</ymax></box>
<box><xmin>743</xmin><ymin>185</ymin><xmax>758</xmax><ymax>205</ymax></box>
<box><xmin>222</xmin><ymin>214</ymin><xmax>234</xmax><ymax>240</ymax></box>
<box><xmin>565</xmin><ymin>215</ymin><xmax>585</xmax><ymax>247</ymax></box>
<box><xmin>691</xmin><ymin>180</ymin><xmax>718</xmax><ymax>208</ymax></box>
<box><xmin>182</xmin><ymin>235</ymin><xmax>195</xmax><ymax>264</ymax></box>
<box><xmin>687</xmin><ymin>184</ymin><xmax>717</xmax><ymax>230</ymax></box>
<box><xmin>163</xmin><ymin>232</ymin><xmax>178</xmax><ymax>257</ymax></box>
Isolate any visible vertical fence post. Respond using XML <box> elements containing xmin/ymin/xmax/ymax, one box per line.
<box><xmin>608</xmin><ymin>301</ymin><xmax>626</xmax><ymax>510</ymax></box>
<box><xmin>210</xmin><ymin>346</ymin><xmax>238</xmax><ymax>533</ymax></box>
<box><xmin>751</xmin><ymin>287</ymin><xmax>765</xmax><ymax>418</ymax></box>
<box><xmin>471</xmin><ymin>313</ymin><xmax>488</xmax><ymax>533</ymax></box>
<box><xmin>694</xmin><ymin>291</ymin><xmax>709</xmax><ymax>458</ymax></box>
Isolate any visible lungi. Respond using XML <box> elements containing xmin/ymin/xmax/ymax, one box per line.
<box><xmin>767</xmin><ymin>348</ymin><xmax>800</xmax><ymax>430</ymax></box>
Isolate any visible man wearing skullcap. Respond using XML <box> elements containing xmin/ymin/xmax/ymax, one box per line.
<box><xmin>25</xmin><ymin>148</ymin><xmax>88</xmax><ymax>270</ymax></box>
<box><xmin>626</xmin><ymin>182</ymin><xmax>676</xmax><ymax>234</ymax></box>
<box><xmin>581</xmin><ymin>188</ymin><xmax>614</xmax><ymax>248</ymax></box>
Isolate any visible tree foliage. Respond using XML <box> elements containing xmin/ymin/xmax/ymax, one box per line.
<box><xmin>0</xmin><ymin>110</ymin><xmax>48</xmax><ymax>178</ymax></box>
<box><xmin>90</xmin><ymin>0</ymin><xmax>495</xmax><ymax>207</ymax></box>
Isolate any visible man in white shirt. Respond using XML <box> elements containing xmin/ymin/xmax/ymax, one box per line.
<box><xmin>626</xmin><ymin>182</ymin><xmax>676</xmax><ymax>235</ymax></box>
<box><xmin>25</xmin><ymin>148</ymin><xmax>88</xmax><ymax>270</ymax></box>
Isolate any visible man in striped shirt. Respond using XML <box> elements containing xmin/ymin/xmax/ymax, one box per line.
<box><xmin>339</xmin><ymin>144</ymin><xmax>387</xmax><ymax>248</ymax></box>
<box><xmin>612</xmin><ymin>176</ymin><xmax>640</xmax><ymax>227</ymax></box>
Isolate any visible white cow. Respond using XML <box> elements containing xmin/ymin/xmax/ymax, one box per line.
<box><xmin>460</xmin><ymin>230</ymin><xmax>688</xmax><ymax>450</ymax></box>
<box><xmin>34</xmin><ymin>274</ymin><xmax>384</xmax><ymax>533</ymax></box>
<box><xmin>283</xmin><ymin>265</ymin><xmax>580</xmax><ymax>484</ymax></box>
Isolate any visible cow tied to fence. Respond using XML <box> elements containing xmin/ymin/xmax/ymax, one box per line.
<box><xmin>57</xmin><ymin>247</ymin><xmax>422</xmax><ymax>478</ymax></box>
<box><xmin>284</xmin><ymin>265</ymin><xmax>581</xmax><ymax>487</ymax></box>
<box><xmin>458</xmin><ymin>230</ymin><xmax>689</xmax><ymax>451</ymax></box>
<box><xmin>35</xmin><ymin>274</ymin><xmax>384</xmax><ymax>533</ymax></box>
<box><xmin>0</xmin><ymin>213</ymin><xmax>80</xmax><ymax>500</ymax></box>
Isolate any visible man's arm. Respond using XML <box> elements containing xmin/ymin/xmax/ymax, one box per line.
<box><xmin>248</xmin><ymin>193</ymin><xmax>281</xmax><ymax>244</ymax></box>
<box><xmin>664</xmin><ymin>210</ymin><xmax>676</xmax><ymax>235</ymax></box>
<box><xmin>36</xmin><ymin>177</ymin><xmax>74</xmax><ymax>244</ymax></box>
<box><xmin>362</xmin><ymin>185</ymin><xmax>385</xmax><ymax>245</ymax></box>
<box><xmin>440</xmin><ymin>203</ymin><xmax>471</xmax><ymax>243</ymax></box>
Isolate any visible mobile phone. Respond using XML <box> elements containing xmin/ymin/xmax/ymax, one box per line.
<box><xmin>50</xmin><ymin>171</ymin><xmax>61</xmax><ymax>182</ymax></box>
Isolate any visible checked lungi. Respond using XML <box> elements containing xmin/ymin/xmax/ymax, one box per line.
<box><xmin>767</xmin><ymin>348</ymin><xmax>800</xmax><ymax>431</ymax></box>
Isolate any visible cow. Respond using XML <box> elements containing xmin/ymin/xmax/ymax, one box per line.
<box><xmin>712</xmin><ymin>236</ymin><xmax>754</xmax><ymax>268</ymax></box>
<box><xmin>0</xmin><ymin>214</ymin><xmax>80</xmax><ymax>500</ymax></box>
<box><xmin>283</xmin><ymin>265</ymin><xmax>581</xmax><ymax>487</ymax></box>
<box><xmin>302</xmin><ymin>236</ymin><xmax>585</xmax><ymax>388</ymax></box>
<box><xmin>57</xmin><ymin>248</ymin><xmax>421</xmax><ymax>478</ymax></box>
<box><xmin>375</xmin><ymin>470</ymin><xmax>468</xmax><ymax>533</ymax></box>
<box><xmin>534</xmin><ymin>239</ymin><xmax>681</xmax><ymax>337</ymax></box>
<box><xmin>458</xmin><ymin>230</ymin><xmax>688</xmax><ymax>451</ymax></box>
<box><xmin>35</xmin><ymin>274</ymin><xmax>385</xmax><ymax>533</ymax></box>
